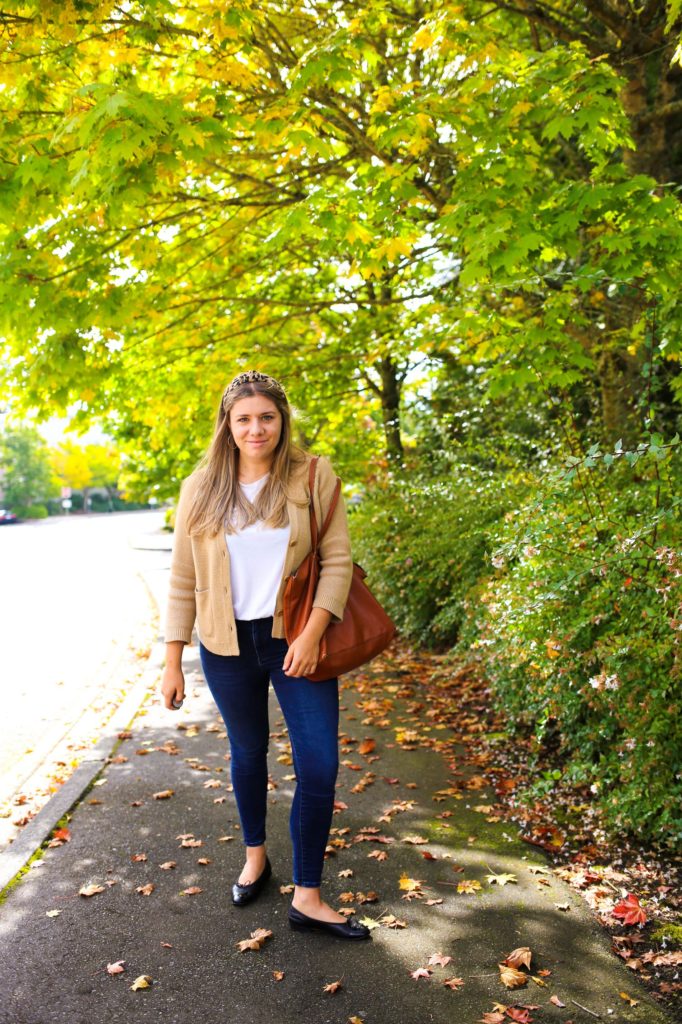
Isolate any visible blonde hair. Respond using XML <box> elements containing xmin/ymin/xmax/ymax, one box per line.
<box><xmin>185</xmin><ymin>377</ymin><xmax>309</xmax><ymax>537</ymax></box>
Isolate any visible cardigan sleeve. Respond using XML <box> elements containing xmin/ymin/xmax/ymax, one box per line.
<box><xmin>164</xmin><ymin>476</ymin><xmax>198</xmax><ymax>644</ymax></box>
<box><xmin>311</xmin><ymin>455</ymin><xmax>354</xmax><ymax>624</ymax></box>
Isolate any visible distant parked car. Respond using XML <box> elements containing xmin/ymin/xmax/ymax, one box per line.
<box><xmin>0</xmin><ymin>509</ymin><xmax>18</xmax><ymax>524</ymax></box>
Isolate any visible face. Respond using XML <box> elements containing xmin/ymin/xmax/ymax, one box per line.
<box><xmin>228</xmin><ymin>394</ymin><xmax>282</xmax><ymax>461</ymax></box>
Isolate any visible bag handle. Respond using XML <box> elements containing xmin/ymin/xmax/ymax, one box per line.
<box><xmin>308</xmin><ymin>456</ymin><xmax>342</xmax><ymax>552</ymax></box>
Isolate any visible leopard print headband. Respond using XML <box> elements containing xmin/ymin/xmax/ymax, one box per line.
<box><xmin>222</xmin><ymin>370</ymin><xmax>287</xmax><ymax>410</ymax></box>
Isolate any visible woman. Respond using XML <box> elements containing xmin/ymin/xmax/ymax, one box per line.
<box><xmin>160</xmin><ymin>369</ymin><xmax>371</xmax><ymax>941</ymax></box>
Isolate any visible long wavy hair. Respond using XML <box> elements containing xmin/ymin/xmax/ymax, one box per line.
<box><xmin>185</xmin><ymin>378</ymin><xmax>309</xmax><ymax>537</ymax></box>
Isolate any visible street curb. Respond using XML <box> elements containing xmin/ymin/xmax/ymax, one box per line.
<box><xmin>0</xmin><ymin>637</ymin><xmax>166</xmax><ymax>898</ymax></box>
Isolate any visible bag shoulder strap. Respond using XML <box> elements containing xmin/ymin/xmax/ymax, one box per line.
<box><xmin>308</xmin><ymin>456</ymin><xmax>341</xmax><ymax>550</ymax></box>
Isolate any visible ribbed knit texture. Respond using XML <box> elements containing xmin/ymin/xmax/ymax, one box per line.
<box><xmin>164</xmin><ymin>454</ymin><xmax>353</xmax><ymax>655</ymax></box>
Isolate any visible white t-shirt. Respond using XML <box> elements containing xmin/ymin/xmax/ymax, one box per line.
<box><xmin>225</xmin><ymin>473</ymin><xmax>291</xmax><ymax>619</ymax></box>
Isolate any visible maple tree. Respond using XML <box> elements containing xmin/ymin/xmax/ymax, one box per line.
<box><xmin>1</xmin><ymin>0</ymin><xmax>681</xmax><ymax>487</ymax></box>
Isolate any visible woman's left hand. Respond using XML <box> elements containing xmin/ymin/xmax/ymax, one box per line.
<box><xmin>283</xmin><ymin>632</ymin><xmax>320</xmax><ymax>677</ymax></box>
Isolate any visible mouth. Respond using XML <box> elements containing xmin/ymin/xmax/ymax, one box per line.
<box><xmin>247</xmin><ymin>440</ymin><xmax>267</xmax><ymax>445</ymax></box>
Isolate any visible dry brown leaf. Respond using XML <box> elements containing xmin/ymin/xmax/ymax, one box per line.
<box><xmin>506</xmin><ymin>947</ymin><xmax>532</xmax><ymax>970</ymax></box>
<box><xmin>402</xmin><ymin>835</ymin><xmax>429</xmax><ymax>845</ymax></box>
<box><xmin>79</xmin><ymin>883</ymin><xmax>105</xmax><ymax>897</ymax></box>
<box><xmin>428</xmin><ymin>953</ymin><xmax>452</xmax><ymax>967</ymax></box>
<box><xmin>280</xmin><ymin>883</ymin><xmax>294</xmax><ymax>894</ymax></box>
<box><xmin>619</xmin><ymin>992</ymin><xmax>639</xmax><ymax>1007</ymax></box>
<box><xmin>236</xmin><ymin>927</ymin><xmax>273</xmax><ymax>952</ymax></box>
<box><xmin>197</xmin><ymin>858</ymin><xmax>211</xmax><ymax>865</ymax></box>
<box><xmin>159</xmin><ymin>861</ymin><xmax>176</xmax><ymax>870</ymax></box>
<box><xmin>181</xmin><ymin>886</ymin><xmax>202</xmax><ymax>896</ymax></box>
<box><xmin>498</xmin><ymin>963</ymin><xmax>528</xmax><ymax>989</ymax></box>
<box><xmin>323</xmin><ymin>979</ymin><xmax>343</xmax><ymax>994</ymax></box>
<box><xmin>425</xmin><ymin>898</ymin><xmax>444</xmax><ymax>905</ymax></box>
<box><xmin>272</xmin><ymin>970</ymin><xmax>285</xmax><ymax>981</ymax></box>
<box><xmin>131</xmin><ymin>853</ymin><xmax>147</xmax><ymax>863</ymax></box>
<box><xmin>46</xmin><ymin>910</ymin><xmax>61</xmax><ymax>918</ymax></box>
<box><xmin>338</xmin><ymin>868</ymin><xmax>354</xmax><ymax>877</ymax></box>
<box><xmin>410</xmin><ymin>967</ymin><xmax>432</xmax><ymax>980</ymax></box>
<box><xmin>180</xmin><ymin>838</ymin><xmax>202</xmax><ymax>848</ymax></box>
<box><xmin>136</xmin><ymin>883</ymin><xmax>155</xmax><ymax>896</ymax></box>
<box><xmin>443</xmin><ymin>977</ymin><xmax>465</xmax><ymax>990</ymax></box>
<box><xmin>358</xmin><ymin>738</ymin><xmax>376</xmax><ymax>754</ymax></box>
<box><xmin>549</xmin><ymin>995</ymin><xmax>565</xmax><ymax>1007</ymax></box>
<box><xmin>217</xmin><ymin>835</ymin><xmax>235</xmax><ymax>842</ymax></box>
<box><xmin>107</xmin><ymin>961</ymin><xmax>125</xmax><ymax>975</ymax></box>
<box><xmin>379</xmin><ymin>914</ymin><xmax>407</xmax><ymax>929</ymax></box>
<box><xmin>152</xmin><ymin>789</ymin><xmax>174</xmax><ymax>800</ymax></box>
<box><xmin>368</xmin><ymin>850</ymin><xmax>388</xmax><ymax>861</ymax></box>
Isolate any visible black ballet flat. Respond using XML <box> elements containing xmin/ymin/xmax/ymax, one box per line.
<box><xmin>232</xmin><ymin>855</ymin><xmax>272</xmax><ymax>906</ymax></box>
<box><xmin>288</xmin><ymin>904</ymin><xmax>372</xmax><ymax>940</ymax></box>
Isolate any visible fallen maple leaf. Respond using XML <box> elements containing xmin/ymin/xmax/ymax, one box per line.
<box><xmin>180</xmin><ymin>838</ymin><xmax>202</xmax><ymax>848</ymax></box>
<box><xmin>398</xmin><ymin>873</ymin><xmax>423</xmax><ymax>891</ymax></box>
<box><xmin>506</xmin><ymin>1008</ymin><xmax>533</xmax><ymax>1023</ymax></box>
<box><xmin>136</xmin><ymin>883</ymin><xmax>155</xmax><ymax>896</ymax></box>
<box><xmin>358</xmin><ymin>739</ymin><xmax>376</xmax><ymax>754</ymax></box>
<box><xmin>46</xmin><ymin>910</ymin><xmax>61</xmax><ymax>918</ymax></box>
<box><xmin>457</xmin><ymin>879</ymin><xmax>482</xmax><ymax>894</ymax></box>
<box><xmin>159</xmin><ymin>861</ymin><xmax>176</xmax><ymax>870</ymax></box>
<box><xmin>107</xmin><ymin>961</ymin><xmax>125</xmax><ymax>975</ymax></box>
<box><xmin>410</xmin><ymin>967</ymin><xmax>432</xmax><ymax>980</ymax></box>
<box><xmin>338</xmin><ymin>868</ymin><xmax>354</xmax><ymax>877</ymax></box>
<box><xmin>272</xmin><ymin>970</ymin><xmax>285</xmax><ymax>981</ymax></box>
<box><xmin>180</xmin><ymin>886</ymin><xmax>202</xmax><ymax>896</ymax></box>
<box><xmin>79</xmin><ymin>883</ymin><xmax>105</xmax><ymax>897</ymax></box>
<box><xmin>425</xmin><ymin>898</ymin><xmax>443</xmax><ymax>905</ymax></box>
<box><xmin>443</xmin><ymin>976</ymin><xmax>465</xmax><ymax>990</ymax></box>
<box><xmin>323</xmin><ymin>979</ymin><xmax>343</xmax><ymax>993</ymax></box>
<box><xmin>379</xmin><ymin>914</ymin><xmax>407</xmax><ymax>928</ymax></box>
<box><xmin>479</xmin><ymin>1012</ymin><xmax>506</xmax><ymax>1024</ymax></box>
<box><xmin>152</xmin><ymin>789</ymin><xmax>174</xmax><ymax>800</ymax></box>
<box><xmin>498</xmin><ymin>964</ymin><xmax>528</xmax><ymax>989</ymax></box>
<box><xmin>428</xmin><ymin>953</ymin><xmax>452</xmax><ymax>967</ymax></box>
<box><xmin>619</xmin><ymin>991</ymin><xmax>639</xmax><ymax>1006</ymax></box>
<box><xmin>131</xmin><ymin>853</ymin><xmax>147</xmax><ymax>863</ymax></box>
<box><xmin>130</xmin><ymin>974</ymin><xmax>152</xmax><ymax>990</ymax></box>
<box><xmin>402</xmin><ymin>835</ymin><xmax>429</xmax><ymax>844</ymax></box>
<box><xmin>612</xmin><ymin>893</ymin><xmax>647</xmax><ymax>926</ymax></box>
<box><xmin>505</xmin><ymin>947</ymin><xmax>532</xmax><ymax>970</ymax></box>
<box><xmin>236</xmin><ymin>927</ymin><xmax>273</xmax><ymax>952</ymax></box>
<box><xmin>486</xmin><ymin>872</ymin><xmax>517</xmax><ymax>886</ymax></box>
<box><xmin>549</xmin><ymin>995</ymin><xmax>565</xmax><ymax>1007</ymax></box>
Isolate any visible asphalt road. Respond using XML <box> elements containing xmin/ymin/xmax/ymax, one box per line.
<box><xmin>0</xmin><ymin>510</ymin><xmax>169</xmax><ymax>842</ymax></box>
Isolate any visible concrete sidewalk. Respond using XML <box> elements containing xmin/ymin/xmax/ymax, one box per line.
<box><xmin>0</xmin><ymin>643</ymin><xmax>672</xmax><ymax>1024</ymax></box>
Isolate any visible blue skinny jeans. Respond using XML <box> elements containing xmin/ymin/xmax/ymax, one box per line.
<box><xmin>198</xmin><ymin>616</ymin><xmax>339</xmax><ymax>888</ymax></box>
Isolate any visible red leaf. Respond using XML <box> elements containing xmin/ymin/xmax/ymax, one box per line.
<box><xmin>612</xmin><ymin>894</ymin><xmax>647</xmax><ymax>926</ymax></box>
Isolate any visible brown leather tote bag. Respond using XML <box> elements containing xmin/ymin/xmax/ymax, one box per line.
<box><xmin>282</xmin><ymin>457</ymin><xmax>396</xmax><ymax>682</ymax></box>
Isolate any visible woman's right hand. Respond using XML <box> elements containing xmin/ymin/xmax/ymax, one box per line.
<box><xmin>161</xmin><ymin>663</ymin><xmax>186</xmax><ymax>711</ymax></box>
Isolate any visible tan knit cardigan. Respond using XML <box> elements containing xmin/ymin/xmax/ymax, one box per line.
<box><xmin>164</xmin><ymin>453</ymin><xmax>353</xmax><ymax>655</ymax></box>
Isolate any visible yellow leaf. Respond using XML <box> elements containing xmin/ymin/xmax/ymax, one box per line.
<box><xmin>410</xmin><ymin>25</ymin><xmax>436</xmax><ymax>51</ymax></box>
<box><xmin>399</xmin><ymin>873</ymin><xmax>423</xmax><ymax>891</ymax></box>
<box><xmin>346</xmin><ymin>222</ymin><xmax>373</xmax><ymax>245</ymax></box>
<box><xmin>498</xmin><ymin>963</ymin><xmax>528</xmax><ymax>989</ymax></box>
<box><xmin>456</xmin><ymin>879</ymin><xmax>482</xmax><ymax>893</ymax></box>
<box><xmin>130</xmin><ymin>974</ymin><xmax>152</xmax><ymax>991</ymax></box>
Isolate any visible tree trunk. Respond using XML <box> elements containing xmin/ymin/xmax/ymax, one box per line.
<box><xmin>378</xmin><ymin>355</ymin><xmax>405</xmax><ymax>468</ymax></box>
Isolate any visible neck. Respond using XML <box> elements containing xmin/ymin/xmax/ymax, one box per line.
<box><xmin>238</xmin><ymin>455</ymin><xmax>273</xmax><ymax>481</ymax></box>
